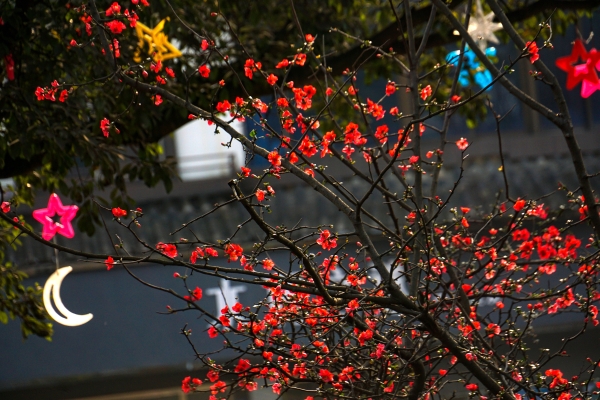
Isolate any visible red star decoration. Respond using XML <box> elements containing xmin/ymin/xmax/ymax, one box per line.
<box><xmin>32</xmin><ymin>194</ymin><xmax>78</xmax><ymax>240</ymax></box>
<box><xmin>555</xmin><ymin>39</ymin><xmax>600</xmax><ymax>98</ymax></box>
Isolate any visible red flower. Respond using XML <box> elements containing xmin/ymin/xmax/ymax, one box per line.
<box><xmin>184</xmin><ymin>286</ymin><xmax>202</xmax><ymax>302</ymax></box>
<box><xmin>293</xmin><ymin>53</ymin><xmax>307</xmax><ymax>66</ymax></box>
<box><xmin>267</xmin><ymin>150</ymin><xmax>282</xmax><ymax>166</ymax></box>
<box><xmin>198</xmin><ymin>64</ymin><xmax>210</xmax><ymax>78</ymax></box>
<box><xmin>105</xmin><ymin>20</ymin><xmax>126</xmax><ymax>34</ymax></box>
<box><xmin>59</xmin><ymin>90</ymin><xmax>68</xmax><ymax>102</ymax></box>
<box><xmin>546</xmin><ymin>369</ymin><xmax>568</xmax><ymax>389</ymax></box>
<box><xmin>105</xmin><ymin>2</ymin><xmax>121</xmax><ymax>16</ymax></box>
<box><xmin>234</xmin><ymin>358</ymin><xmax>251</xmax><ymax>373</ymax></box>
<box><xmin>298</xmin><ymin>136</ymin><xmax>317</xmax><ymax>157</ymax></box>
<box><xmin>153</xmin><ymin>94</ymin><xmax>162</xmax><ymax>106</ymax></box>
<box><xmin>112</xmin><ymin>207</ymin><xmax>127</xmax><ymax>218</ymax></box>
<box><xmin>465</xmin><ymin>383</ymin><xmax>478</xmax><ymax>391</ymax></box>
<box><xmin>456</xmin><ymin>137</ymin><xmax>469</xmax><ymax>151</ymax></box>
<box><xmin>205</xmin><ymin>247</ymin><xmax>218</xmax><ymax>257</ymax></box>
<box><xmin>262</xmin><ymin>258</ymin><xmax>275</xmax><ymax>270</ymax></box>
<box><xmin>305</xmin><ymin>33</ymin><xmax>315</xmax><ymax>43</ymax></box>
<box><xmin>35</xmin><ymin>87</ymin><xmax>45</xmax><ymax>101</ymax></box>
<box><xmin>525</xmin><ymin>41</ymin><xmax>539</xmax><ymax>63</ymax></box>
<box><xmin>383</xmin><ymin>382</ymin><xmax>395</xmax><ymax>393</ymax></box>
<box><xmin>181</xmin><ymin>376</ymin><xmax>192</xmax><ymax>393</ymax></box>
<box><xmin>207</xmin><ymin>326</ymin><xmax>219</xmax><ymax>338</ymax></box>
<box><xmin>190</xmin><ymin>247</ymin><xmax>204</xmax><ymax>263</ymax></box>
<box><xmin>275</xmin><ymin>59</ymin><xmax>289</xmax><ymax>69</ymax></box>
<box><xmin>240</xmin><ymin>166</ymin><xmax>251</xmax><ymax>177</ymax></box>
<box><xmin>366</xmin><ymin>98</ymin><xmax>385</xmax><ymax>120</ymax></box>
<box><xmin>420</xmin><ymin>84</ymin><xmax>432</xmax><ymax>100</ymax></box>
<box><xmin>216</xmin><ymin>100</ymin><xmax>231</xmax><ymax>113</ymax></box>
<box><xmin>318</xmin><ymin>369</ymin><xmax>334</xmax><ymax>383</ymax></box>
<box><xmin>156</xmin><ymin>242</ymin><xmax>178</xmax><ymax>258</ymax></box>
<box><xmin>100</xmin><ymin>118</ymin><xmax>111</xmax><ymax>137</ymax></box>
<box><xmin>487</xmin><ymin>323</ymin><xmax>501</xmax><ymax>337</ymax></box>
<box><xmin>316</xmin><ymin>229</ymin><xmax>337</xmax><ymax>250</ymax></box>
<box><xmin>1</xmin><ymin>201</ymin><xmax>10</xmax><ymax>213</ymax></box>
<box><xmin>342</xmin><ymin>145</ymin><xmax>355</xmax><ymax>159</ymax></box>
<box><xmin>345</xmin><ymin>298</ymin><xmax>360</xmax><ymax>314</ymax></box>
<box><xmin>244</xmin><ymin>58</ymin><xmax>262</xmax><ymax>79</ymax></box>
<box><xmin>514</xmin><ymin>199</ymin><xmax>526</xmax><ymax>212</ymax></box>
<box><xmin>150</xmin><ymin>60</ymin><xmax>162</xmax><ymax>73</ymax></box>
<box><xmin>181</xmin><ymin>376</ymin><xmax>202</xmax><ymax>393</ymax></box>
<box><xmin>276</xmin><ymin>97</ymin><xmax>289</xmax><ymax>108</ymax></box>
<box><xmin>105</xmin><ymin>256</ymin><xmax>115</xmax><ymax>270</ymax></box>
<box><xmin>205</xmin><ymin>370</ymin><xmax>220</xmax><ymax>383</ymax></box>
<box><xmin>256</xmin><ymin>189</ymin><xmax>266</xmax><ymax>202</ymax></box>
<box><xmin>224</xmin><ymin>243</ymin><xmax>243</xmax><ymax>261</ymax></box>
<box><xmin>385</xmin><ymin>81</ymin><xmax>396</xmax><ymax>96</ymax></box>
<box><xmin>252</xmin><ymin>98</ymin><xmax>268</xmax><ymax>113</ymax></box>
<box><xmin>210</xmin><ymin>380</ymin><xmax>226</xmax><ymax>394</ymax></box>
<box><xmin>4</xmin><ymin>54</ymin><xmax>14</xmax><ymax>81</ymax></box>
<box><xmin>266</xmin><ymin>73</ymin><xmax>278</xmax><ymax>86</ymax></box>
<box><xmin>357</xmin><ymin>329</ymin><xmax>373</xmax><ymax>345</ymax></box>
<box><xmin>124</xmin><ymin>9</ymin><xmax>138</xmax><ymax>27</ymax></box>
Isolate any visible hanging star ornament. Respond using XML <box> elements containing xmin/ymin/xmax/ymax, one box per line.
<box><xmin>134</xmin><ymin>18</ymin><xmax>182</xmax><ymax>63</ymax></box>
<box><xmin>33</xmin><ymin>194</ymin><xmax>78</xmax><ymax>241</ymax></box>
<box><xmin>467</xmin><ymin>0</ymin><xmax>503</xmax><ymax>50</ymax></box>
<box><xmin>555</xmin><ymin>39</ymin><xmax>600</xmax><ymax>98</ymax></box>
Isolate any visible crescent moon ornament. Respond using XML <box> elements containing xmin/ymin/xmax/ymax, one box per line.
<box><xmin>43</xmin><ymin>267</ymin><xmax>93</xmax><ymax>327</ymax></box>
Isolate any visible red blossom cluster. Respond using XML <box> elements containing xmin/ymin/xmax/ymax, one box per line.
<box><xmin>316</xmin><ymin>229</ymin><xmax>337</xmax><ymax>250</ymax></box>
<box><xmin>183</xmin><ymin>287</ymin><xmax>202</xmax><ymax>302</ymax></box>
<box><xmin>156</xmin><ymin>242</ymin><xmax>177</xmax><ymax>258</ymax></box>
<box><xmin>39</xmin><ymin>4</ymin><xmax>600</xmax><ymax>398</ymax></box>
<box><xmin>35</xmin><ymin>80</ymin><xmax>68</xmax><ymax>103</ymax></box>
<box><xmin>243</xmin><ymin>59</ymin><xmax>262</xmax><ymax>79</ymax></box>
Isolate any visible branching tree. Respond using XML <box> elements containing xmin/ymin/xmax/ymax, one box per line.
<box><xmin>2</xmin><ymin>0</ymin><xmax>600</xmax><ymax>398</ymax></box>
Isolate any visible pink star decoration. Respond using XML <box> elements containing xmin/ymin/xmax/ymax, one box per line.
<box><xmin>32</xmin><ymin>194</ymin><xmax>78</xmax><ymax>240</ymax></box>
<box><xmin>555</xmin><ymin>39</ymin><xmax>600</xmax><ymax>98</ymax></box>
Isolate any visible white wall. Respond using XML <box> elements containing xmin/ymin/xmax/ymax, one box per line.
<box><xmin>174</xmin><ymin>118</ymin><xmax>245</xmax><ymax>181</ymax></box>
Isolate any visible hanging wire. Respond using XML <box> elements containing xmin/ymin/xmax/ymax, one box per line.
<box><xmin>53</xmin><ymin>237</ymin><xmax>59</xmax><ymax>271</ymax></box>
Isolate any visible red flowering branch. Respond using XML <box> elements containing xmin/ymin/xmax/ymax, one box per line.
<box><xmin>12</xmin><ymin>1</ymin><xmax>600</xmax><ymax>399</ymax></box>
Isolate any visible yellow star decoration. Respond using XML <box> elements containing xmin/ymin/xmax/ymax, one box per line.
<box><xmin>134</xmin><ymin>18</ymin><xmax>182</xmax><ymax>63</ymax></box>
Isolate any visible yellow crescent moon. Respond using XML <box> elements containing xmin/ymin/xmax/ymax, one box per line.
<box><xmin>43</xmin><ymin>266</ymin><xmax>93</xmax><ymax>327</ymax></box>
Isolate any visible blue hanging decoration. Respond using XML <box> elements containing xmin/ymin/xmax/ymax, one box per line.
<box><xmin>446</xmin><ymin>46</ymin><xmax>496</xmax><ymax>91</ymax></box>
